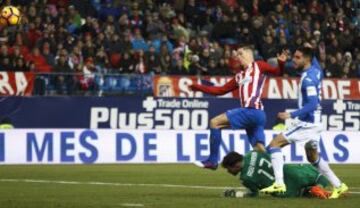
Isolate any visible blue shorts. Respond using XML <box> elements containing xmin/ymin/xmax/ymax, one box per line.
<box><xmin>225</xmin><ymin>108</ymin><xmax>266</xmax><ymax>147</ymax></box>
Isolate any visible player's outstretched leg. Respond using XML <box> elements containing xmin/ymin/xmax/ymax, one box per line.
<box><xmin>306</xmin><ymin>144</ymin><xmax>348</xmax><ymax>199</ymax></box>
<box><xmin>194</xmin><ymin>128</ymin><xmax>221</xmax><ymax>170</ymax></box>
<box><xmin>194</xmin><ymin>113</ymin><xmax>229</xmax><ymax>170</ymax></box>
<box><xmin>260</xmin><ymin>134</ymin><xmax>289</xmax><ymax>194</ymax></box>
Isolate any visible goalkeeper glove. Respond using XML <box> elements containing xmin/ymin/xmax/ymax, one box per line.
<box><xmin>223</xmin><ymin>189</ymin><xmax>245</xmax><ymax>198</ymax></box>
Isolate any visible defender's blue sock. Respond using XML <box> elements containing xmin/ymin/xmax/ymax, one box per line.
<box><xmin>208</xmin><ymin>128</ymin><xmax>221</xmax><ymax>163</ymax></box>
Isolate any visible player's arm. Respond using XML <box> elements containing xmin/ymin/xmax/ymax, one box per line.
<box><xmin>256</xmin><ymin>60</ymin><xmax>283</xmax><ymax>76</ymax></box>
<box><xmin>223</xmin><ymin>178</ymin><xmax>259</xmax><ymax>198</ymax></box>
<box><xmin>290</xmin><ymin>79</ymin><xmax>318</xmax><ymax>119</ymax></box>
<box><xmin>189</xmin><ymin>78</ymin><xmax>238</xmax><ymax>95</ymax></box>
<box><xmin>241</xmin><ymin>179</ymin><xmax>259</xmax><ymax>197</ymax></box>
<box><xmin>311</xmin><ymin>57</ymin><xmax>321</xmax><ymax>70</ymax></box>
<box><xmin>278</xmin><ymin>78</ymin><xmax>318</xmax><ymax>120</ymax></box>
<box><xmin>303</xmin><ymin>42</ymin><xmax>321</xmax><ymax>70</ymax></box>
<box><xmin>256</xmin><ymin>50</ymin><xmax>288</xmax><ymax>76</ymax></box>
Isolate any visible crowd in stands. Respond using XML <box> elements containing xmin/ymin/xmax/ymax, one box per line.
<box><xmin>0</xmin><ymin>0</ymin><xmax>360</xmax><ymax>94</ymax></box>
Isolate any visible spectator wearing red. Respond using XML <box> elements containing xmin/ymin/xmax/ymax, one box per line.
<box><xmin>26</xmin><ymin>23</ymin><xmax>42</xmax><ymax>49</ymax></box>
<box><xmin>25</xmin><ymin>47</ymin><xmax>52</xmax><ymax>73</ymax></box>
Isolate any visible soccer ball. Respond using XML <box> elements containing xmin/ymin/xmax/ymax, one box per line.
<box><xmin>0</xmin><ymin>6</ymin><xmax>21</xmax><ymax>26</ymax></box>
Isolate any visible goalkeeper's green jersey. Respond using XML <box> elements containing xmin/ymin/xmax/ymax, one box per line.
<box><xmin>239</xmin><ymin>151</ymin><xmax>329</xmax><ymax>197</ymax></box>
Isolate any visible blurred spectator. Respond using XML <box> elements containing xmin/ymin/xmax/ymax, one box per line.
<box><xmin>159</xmin><ymin>43</ymin><xmax>172</xmax><ymax>73</ymax></box>
<box><xmin>118</xmin><ymin>33</ymin><xmax>133</xmax><ymax>54</ymax></box>
<box><xmin>217</xmin><ymin>58</ymin><xmax>231</xmax><ymax>75</ymax></box>
<box><xmin>170</xmin><ymin>59</ymin><xmax>185</xmax><ymax>75</ymax></box>
<box><xmin>211</xmin><ymin>14</ymin><xmax>236</xmax><ymax>44</ymax></box>
<box><xmin>95</xmin><ymin>46</ymin><xmax>110</xmax><ymax>72</ymax></box>
<box><xmin>171</xmin><ymin>18</ymin><xmax>190</xmax><ymax>42</ymax></box>
<box><xmin>78</xmin><ymin>57</ymin><xmax>97</xmax><ymax>92</ymax></box>
<box><xmin>13</xmin><ymin>58</ymin><xmax>27</xmax><ymax>71</ymax></box>
<box><xmin>25</xmin><ymin>47</ymin><xmax>53</xmax><ymax>72</ymax></box>
<box><xmin>261</xmin><ymin>35</ymin><xmax>277</xmax><ymax>60</ymax></box>
<box><xmin>82</xmin><ymin>33</ymin><xmax>96</xmax><ymax>58</ymax></box>
<box><xmin>68</xmin><ymin>46</ymin><xmax>83</xmax><ymax>69</ymax></box>
<box><xmin>145</xmin><ymin>45</ymin><xmax>161</xmax><ymax>74</ymax></box>
<box><xmin>145</xmin><ymin>12</ymin><xmax>165</xmax><ymax>39</ymax></box>
<box><xmin>131</xmin><ymin>28</ymin><xmax>148</xmax><ymax>52</ymax></box>
<box><xmin>0</xmin><ymin>57</ymin><xmax>11</xmax><ymax>70</ymax></box>
<box><xmin>0</xmin><ymin>45</ymin><xmax>10</xmax><ymax>70</ymax></box>
<box><xmin>119</xmin><ymin>51</ymin><xmax>135</xmax><ymax>74</ymax></box>
<box><xmin>67</xmin><ymin>5</ymin><xmax>82</xmax><ymax>34</ymax></box>
<box><xmin>355</xmin><ymin>53</ymin><xmax>360</xmax><ymax>77</ymax></box>
<box><xmin>53</xmin><ymin>51</ymin><xmax>74</xmax><ymax>94</ymax></box>
<box><xmin>326</xmin><ymin>55</ymin><xmax>343</xmax><ymax>78</ymax></box>
<box><xmin>42</xmin><ymin>43</ymin><xmax>55</xmax><ymax>67</ymax></box>
<box><xmin>134</xmin><ymin>50</ymin><xmax>147</xmax><ymax>74</ymax></box>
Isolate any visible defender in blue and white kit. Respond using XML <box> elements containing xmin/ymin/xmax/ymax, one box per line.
<box><xmin>260</xmin><ymin>46</ymin><xmax>348</xmax><ymax>199</ymax></box>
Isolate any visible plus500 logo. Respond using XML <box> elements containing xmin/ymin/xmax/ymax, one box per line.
<box><xmin>324</xmin><ymin>100</ymin><xmax>360</xmax><ymax>131</ymax></box>
<box><xmin>322</xmin><ymin>112</ymin><xmax>360</xmax><ymax>131</ymax></box>
<box><xmin>90</xmin><ymin>108</ymin><xmax>209</xmax><ymax>129</ymax></box>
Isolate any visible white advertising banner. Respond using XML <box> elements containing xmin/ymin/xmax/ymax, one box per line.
<box><xmin>0</xmin><ymin>129</ymin><xmax>358</xmax><ymax>164</ymax></box>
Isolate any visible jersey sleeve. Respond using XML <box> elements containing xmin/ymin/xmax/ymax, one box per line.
<box><xmin>311</xmin><ymin>57</ymin><xmax>322</xmax><ymax>71</ymax></box>
<box><xmin>256</xmin><ymin>60</ymin><xmax>285</xmax><ymax>76</ymax></box>
<box><xmin>290</xmin><ymin>78</ymin><xmax>318</xmax><ymax>118</ymax></box>
<box><xmin>311</xmin><ymin>57</ymin><xmax>324</xmax><ymax>79</ymax></box>
<box><xmin>190</xmin><ymin>78</ymin><xmax>238</xmax><ymax>95</ymax></box>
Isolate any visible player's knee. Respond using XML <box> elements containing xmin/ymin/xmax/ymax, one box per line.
<box><xmin>307</xmin><ymin>153</ymin><xmax>318</xmax><ymax>163</ymax></box>
<box><xmin>254</xmin><ymin>143</ymin><xmax>266</xmax><ymax>153</ymax></box>
<box><xmin>210</xmin><ymin>118</ymin><xmax>220</xmax><ymax>128</ymax></box>
<box><xmin>269</xmin><ymin>140</ymin><xmax>278</xmax><ymax>148</ymax></box>
<box><xmin>305</xmin><ymin>149</ymin><xmax>318</xmax><ymax>163</ymax></box>
<box><xmin>269</xmin><ymin>136</ymin><xmax>282</xmax><ymax>148</ymax></box>
<box><xmin>307</xmin><ymin>154</ymin><xmax>318</xmax><ymax>163</ymax></box>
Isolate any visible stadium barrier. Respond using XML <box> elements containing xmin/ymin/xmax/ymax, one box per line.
<box><xmin>0</xmin><ymin>71</ymin><xmax>153</xmax><ymax>96</ymax></box>
<box><xmin>0</xmin><ymin>129</ymin><xmax>358</xmax><ymax>164</ymax></box>
<box><xmin>1</xmin><ymin>72</ymin><xmax>360</xmax><ymax>99</ymax></box>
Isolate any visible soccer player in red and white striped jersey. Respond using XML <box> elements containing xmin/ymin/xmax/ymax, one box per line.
<box><xmin>190</xmin><ymin>46</ymin><xmax>289</xmax><ymax>170</ymax></box>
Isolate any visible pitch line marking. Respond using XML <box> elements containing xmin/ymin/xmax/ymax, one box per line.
<box><xmin>0</xmin><ymin>179</ymin><xmax>242</xmax><ymax>190</ymax></box>
<box><xmin>0</xmin><ymin>179</ymin><xmax>360</xmax><ymax>194</ymax></box>
<box><xmin>120</xmin><ymin>203</ymin><xmax>144</xmax><ymax>207</ymax></box>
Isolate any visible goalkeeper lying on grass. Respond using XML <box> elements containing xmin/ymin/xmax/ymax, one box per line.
<box><xmin>222</xmin><ymin>151</ymin><xmax>331</xmax><ymax>199</ymax></box>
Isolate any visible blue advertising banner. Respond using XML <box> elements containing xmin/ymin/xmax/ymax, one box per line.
<box><xmin>0</xmin><ymin>96</ymin><xmax>359</xmax><ymax>130</ymax></box>
<box><xmin>0</xmin><ymin>129</ymin><xmax>358</xmax><ymax>164</ymax></box>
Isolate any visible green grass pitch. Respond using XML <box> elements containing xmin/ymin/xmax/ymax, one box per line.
<box><xmin>0</xmin><ymin>164</ymin><xmax>359</xmax><ymax>208</ymax></box>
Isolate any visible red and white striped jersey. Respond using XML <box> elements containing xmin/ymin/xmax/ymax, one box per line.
<box><xmin>235</xmin><ymin>62</ymin><xmax>267</xmax><ymax>109</ymax></box>
<box><xmin>190</xmin><ymin>60</ymin><xmax>284</xmax><ymax>110</ymax></box>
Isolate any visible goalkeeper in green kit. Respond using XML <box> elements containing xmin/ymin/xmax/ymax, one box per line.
<box><xmin>222</xmin><ymin>151</ymin><xmax>331</xmax><ymax>199</ymax></box>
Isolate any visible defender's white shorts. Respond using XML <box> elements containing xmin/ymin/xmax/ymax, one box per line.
<box><xmin>283</xmin><ymin>120</ymin><xmax>323</xmax><ymax>149</ymax></box>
